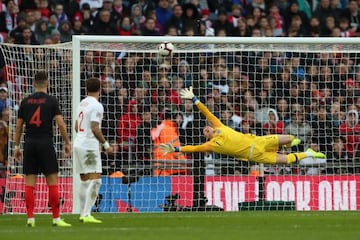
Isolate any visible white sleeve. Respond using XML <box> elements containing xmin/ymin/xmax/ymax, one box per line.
<box><xmin>90</xmin><ymin>103</ymin><xmax>103</xmax><ymax>123</ymax></box>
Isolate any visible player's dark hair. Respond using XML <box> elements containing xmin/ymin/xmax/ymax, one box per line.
<box><xmin>34</xmin><ymin>71</ymin><xmax>48</xmax><ymax>86</ymax></box>
<box><xmin>86</xmin><ymin>77</ymin><xmax>101</xmax><ymax>93</ymax></box>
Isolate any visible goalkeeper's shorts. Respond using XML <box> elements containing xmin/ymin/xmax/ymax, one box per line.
<box><xmin>248</xmin><ymin>135</ymin><xmax>279</xmax><ymax>164</ymax></box>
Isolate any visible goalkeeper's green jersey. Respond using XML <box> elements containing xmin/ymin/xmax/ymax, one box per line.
<box><xmin>180</xmin><ymin>101</ymin><xmax>258</xmax><ymax>161</ymax></box>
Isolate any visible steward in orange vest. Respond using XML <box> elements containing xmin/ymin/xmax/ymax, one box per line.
<box><xmin>151</xmin><ymin>111</ymin><xmax>188</xmax><ymax>176</ymax></box>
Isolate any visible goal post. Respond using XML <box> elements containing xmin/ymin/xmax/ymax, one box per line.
<box><xmin>2</xmin><ymin>36</ymin><xmax>360</xmax><ymax>214</ymax></box>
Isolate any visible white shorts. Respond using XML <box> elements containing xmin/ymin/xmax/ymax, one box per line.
<box><xmin>74</xmin><ymin>146</ymin><xmax>102</xmax><ymax>174</ymax></box>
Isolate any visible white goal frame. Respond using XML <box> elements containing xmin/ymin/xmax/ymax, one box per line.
<box><xmin>71</xmin><ymin>36</ymin><xmax>360</xmax><ymax>213</ymax></box>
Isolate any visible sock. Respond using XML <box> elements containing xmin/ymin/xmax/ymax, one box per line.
<box><xmin>83</xmin><ymin>179</ymin><xmax>101</xmax><ymax>217</ymax></box>
<box><xmin>79</xmin><ymin>180</ymin><xmax>90</xmax><ymax>217</ymax></box>
<box><xmin>48</xmin><ymin>185</ymin><xmax>60</xmax><ymax>219</ymax></box>
<box><xmin>25</xmin><ymin>185</ymin><xmax>35</xmax><ymax>219</ymax></box>
<box><xmin>286</xmin><ymin>152</ymin><xmax>307</xmax><ymax>163</ymax></box>
<box><xmin>284</xmin><ymin>135</ymin><xmax>295</xmax><ymax>148</ymax></box>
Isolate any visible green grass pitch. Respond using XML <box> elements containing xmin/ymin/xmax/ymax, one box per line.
<box><xmin>1</xmin><ymin>212</ymin><xmax>359</xmax><ymax>240</ymax></box>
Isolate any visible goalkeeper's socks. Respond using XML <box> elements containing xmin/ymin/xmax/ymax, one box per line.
<box><xmin>49</xmin><ymin>185</ymin><xmax>60</xmax><ymax>219</ymax></box>
<box><xmin>286</xmin><ymin>152</ymin><xmax>307</xmax><ymax>163</ymax></box>
<box><xmin>25</xmin><ymin>185</ymin><xmax>35</xmax><ymax>218</ymax></box>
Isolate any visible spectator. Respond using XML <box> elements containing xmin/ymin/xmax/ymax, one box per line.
<box><xmin>287</xmin><ymin>14</ymin><xmax>309</xmax><ymax>37</ymax></box>
<box><xmin>50</xmin><ymin>29</ymin><xmax>61</xmax><ymax>44</ymax></box>
<box><xmin>72</xmin><ymin>12</ymin><xmax>89</xmax><ymax>35</ymax></box>
<box><xmin>9</xmin><ymin>15</ymin><xmax>27</xmax><ymax>40</ymax></box>
<box><xmin>232</xmin><ymin>18</ymin><xmax>250</xmax><ymax>36</ymax></box>
<box><xmin>284</xmin><ymin>103</ymin><xmax>312</xmax><ymax>151</ymax></box>
<box><xmin>117</xmin><ymin>100</ymin><xmax>142</xmax><ymax>168</ymax></box>
<box><xmin>342</xmin><ymin>0</ymin><xmax>360</xmax><ymax>33</ymax></box>
<box><xmin>131</xmin><ymin>4</ymin><xmax>146</xmax><ymax>31</ymax></box>
<box><xmin>96</xmin><ymin>0</ymin><xmax>122</xmax><ymax>24</ymax></box>
<box><xmin>91</xmin><ymin>9</ymin><xmax>118</xmax><ymax>35</ymax></box>
<box><xmin>141</xmin><ymin>17</ymin><xmax>161</xmax><ymax>35</ymax></box>
<box><xmin>212</xmin><ymin>8</ymin><xmax>233</xmax><ymax>36</ymax></box>
<box><xmin>339</xmin><ymin>109</ymin><xmax>360</xmax><ymax>158</ymax></box>
<box><xmin>182</xmin><ymin>3</ymin><xmax>200</xmax><ymax>35</ymax></box>
<box><xmin>14</xmin><ymin>25</ymin><xmax>39</xmax><ymax>45</ymax></box>
<box><xmin>275</xmin><ymin>98</ymin><xmax>291</xmax><ymax>126</ymax></box>
<box><xmin>34</xmin><ymin>20</ymin><xmax>49</xmax><ymax>44</ymax></box>
<box><xmin>0</xmin><ymin>0</ymin><xmax>19</xmax><ymax>34</ymax></box>
<box><xmin>79</xmin><ymin>3</ymin><xmax>95</xmax><ymax>31</ymax></box>
<box><xmin>58</xmin><ymin>20</ymin><xmax>74</xmax><ymax>43</ymax></box>
<box><xmin>164</xmin><ymin>4</ymin><xmax>184</xmax><ymax>35</ymax></box>
<box><xmin>263</xmin><ymin>108</ymin><xmax>284</xmax><ymax>135</ymax></box>
<box><xmin>327</xmin><ymin>137</ymin><xmax>351</xmax><ymax>174</ymax></box>
<box><xmin>118</xmin><ymin>16</ymin><xmax>136</xmax><ymax>35</ymax></box>
<box><xmin>283</xmin><ymin>1</ymin><xmax>310</xmax><ymax>34</ymax></box>
<box><xmin>136</xmin><ymin>106</ymin><xmax>154</xmax><ymax>174</ymax></box>
<box><xmin>54</xmin><ymin>3</ymin><xmax>69</xmax><ymax>23</ymax></box>
<box><xmin>155</xmin><ymin>0</ymin><xmax>172</xmax><ymax>27</ymax></box>
<box><xmin>311</xmin><ymin>106</ymin><xmax>335</xmax><ymax>154</ymax></box>
<box><xmin>217</xmin><ymin>103</ymin><xmax>239</xmax><ymax>130</ymax></box>
<box><xmin>47</xmin><ymin>13</ymin><xmax>59</xmax><ymax>36</ymax></box>
<box><xmin>313</xmin><ymin>0</ymin><xmax>339</xmax><ymax>30</ymax></box>
<box><xmin>339</xmin><ymin>17</ymin><xmax>356</xmax><ymax>37</ymax></box>
<box><xmin>176</xmin><ymin>59</ymin><xmax>193</xmax><ymax>88</ymax></box>
<box><xmin>37</xmin><ymin>0</ymin><xmax>50</xmax><ymax>20</ymax></box>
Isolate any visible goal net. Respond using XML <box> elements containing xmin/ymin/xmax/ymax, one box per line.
<box><xmin>0</xmin><ymin>43</ymin><xmax>73</xmax><ymax>213</ymax></box>
<box><xmin>2</xmin><ymin>37</ymin><xmax>360</xmax><ymax>213</ymax></box>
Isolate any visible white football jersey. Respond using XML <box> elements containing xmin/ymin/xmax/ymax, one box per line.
<box><xmin>74</xmin><ymin>96</ymin><xmax>104</xmax><ymax>150</ymax></box>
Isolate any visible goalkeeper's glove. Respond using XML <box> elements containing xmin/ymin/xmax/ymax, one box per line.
<box><xmin>159</xmin><ymin>143</ymin><xmax>179</xmax><ymax>155</ymax></box>
<box><xmin>180</xmin><ymin>86</ymin><xmax>198</xmax><ymax>103</ymax></box>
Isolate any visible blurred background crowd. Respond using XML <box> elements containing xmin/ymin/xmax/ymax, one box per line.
<box><xmin>0</xmin><ymin>0</ymin><xmax>360</xmax><ymax>177</ymax></box>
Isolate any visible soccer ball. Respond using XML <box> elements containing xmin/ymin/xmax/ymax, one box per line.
<box><xmin>158</xmin><ymin>41</ymin><xmax>174</xmax><ymax>56</ymax></box>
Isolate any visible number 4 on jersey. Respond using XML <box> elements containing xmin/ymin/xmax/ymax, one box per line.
<box><xmin>30</xmin><ymin>106</ymin><xmax>42</xmax><ymax>127</ymax></box>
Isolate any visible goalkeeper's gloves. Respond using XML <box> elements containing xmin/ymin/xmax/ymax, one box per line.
<box><xmin>159</xmin><ymin>143</ymin><xmax>179</xmax><ymax>155</ymax></box>
<box><xmin>180</xmin><ymin>86</ymin><xmax>198</xmax><ymax>103</ymax></box>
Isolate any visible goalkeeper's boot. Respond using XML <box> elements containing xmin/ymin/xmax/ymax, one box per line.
<box><xmin>27</xmin><ymin>219</ymin><xmax>35</xmax><ymax>227</ymax></box>
<box><xmin>290</xmin><ymin>138</ymin><xmax>301</xmax><ymax>147</ymax></box>
<box><xmin>52</xmin><ymin>219</ymin><xmax>72</xmax><ymax>227</ymax></box>
<box><xmin>82</xmin><ymin>215</ymin><xmax>102</xmax><ymax>224</ymax></box>
<box><xmin>79</xmin><ymin>216</ymin><xmax>84</xmax><ymax>222</ymax></box>
<box><xmin>306</xmin><ymin>148</ymin><xmax>326</xmax><ymax>159</ymax></box>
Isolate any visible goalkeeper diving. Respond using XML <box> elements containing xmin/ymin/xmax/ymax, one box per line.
<box><xmin>160</xmin><ymin>87</ymin><xmax>326</xmax><ymax>164</ymax></box>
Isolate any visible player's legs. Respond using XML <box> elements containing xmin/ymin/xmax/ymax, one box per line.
<box><xmin>75</xmin><ymin>146</ymin><xmax>102</xmax><ymax>223</ymax></box>
<box><xmin>39</xmin><ymin>141</ymin><xmax>70</xmax><ymax>226</ymax></box>
<box><xmin>45</xmin><ymin>172</ymin><xmax>60</xmax><ymax>220</ymax></box>
<box><xmin>82</xmin><ymin>173</ymin><xmax>102</xmax><ymax>223</ymax></box>
<box><xmin>23</xmin><ymin>141</ymin><xmax>38</xmax><ymax>226</ymax></box>
<box><xmin>276</xmin><ymin>149</ymin><xmax>326</xmax><ymax>164</ymax></box>
<box><xmin>25</xmin><ymin>174</ymin><xmax>36</xmax><ymax>225</ymax></box>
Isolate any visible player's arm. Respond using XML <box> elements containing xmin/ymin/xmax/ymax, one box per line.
<box><xmin>160</xmin><ymin>142</ymin><xmax>212</xmax><ymax>154</ymax></box>
<box><xmin>180</xmin><ymin>87</ymin><xmax>222</xmax><ymax>127</ymax></box>
<box><xmin>91</xmin><ymin>121</ymin><xmax>113</xmax><ymax>154</ymax></box>
<box><xmin>55</xmin><ymin>114</ymin><xmax>71</xmax><ymax>157</ymax></box>
<box><xmin>55</xmin><ymin>114</ymin><xmax>71</xmax><ymax>145</ymax></box>
<box><xmin>14</xmin><ymin>118</ymin><xmax>24</xmax><ymax>161</ymax></box>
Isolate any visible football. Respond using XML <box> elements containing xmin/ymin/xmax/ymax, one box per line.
<box><xmin>158</xmin><ymin>41</ymin><xmax>174</xmax><ymax>56</ymax></box>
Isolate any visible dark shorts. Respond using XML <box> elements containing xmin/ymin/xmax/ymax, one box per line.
<box><xmin>23</xmin><ymin>139</ymin><xmax>58</xmax><ymax>175</ymax></box>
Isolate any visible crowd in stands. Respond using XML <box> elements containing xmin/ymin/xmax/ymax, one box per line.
<box><xmin>1</xmin><ymin>0</ymin><xmax>360</xmax><ymax>177</ymax></box>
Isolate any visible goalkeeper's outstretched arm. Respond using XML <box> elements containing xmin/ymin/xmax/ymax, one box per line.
<box><xmin>180</xmin><ymin>87</ymin><xmax>222</xmax><ymax>128</ymax></box>
<box><xmin>160</xmin><ymin>142</ymin><xmax>212</xmax><ymax>155</ymax></box>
